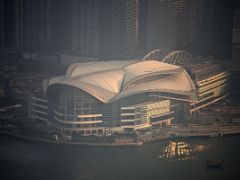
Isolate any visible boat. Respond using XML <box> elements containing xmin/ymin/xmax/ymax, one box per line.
<box><xmin>210</xmin><ymin>133</ymin><xmax>219</xmax><ymax>138</ymax></box>
<box><xmin>207</xmin><ymin>159</ymin><xmax>224</xmax><ymax>168</ymax></box>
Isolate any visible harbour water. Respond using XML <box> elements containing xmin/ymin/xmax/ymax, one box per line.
<box><xmin>1</xmin><ymin>135</ymin><xmax>240</xmax><ymax>180</ymax></box>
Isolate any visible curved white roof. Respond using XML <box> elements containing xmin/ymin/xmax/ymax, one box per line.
<box><xmin>46</xmin><ymin>60</ymin><xmax>196</xmax><ymax>103</ymax></box>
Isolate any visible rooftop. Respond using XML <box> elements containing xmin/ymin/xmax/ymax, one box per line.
<box><xmin>45</xmin><ymin>60</ymin><xmax>196</xmax><ymax>103</ymax></box>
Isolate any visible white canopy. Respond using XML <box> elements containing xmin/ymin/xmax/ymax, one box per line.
<box><xmin>45</xmin><ymin>60</ymin><xmax>195</xmax><ymax>103</ymax></box>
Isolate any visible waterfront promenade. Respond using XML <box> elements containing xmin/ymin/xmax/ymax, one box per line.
<box><xmin>167</xmin><ymin>125</ymin><xmax>240</xmax><ymax>137</ymax></box>
<box><xmin>1</xmin><ymin>124</ymin><xmax>240</xmax><ymax>147</ymax></box>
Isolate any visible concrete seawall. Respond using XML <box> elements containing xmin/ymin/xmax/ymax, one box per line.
<box><xmin>167</xmin><ymin>125</ymin><xmax>240</xmax><ymax>137</ymax></box>
<box><xmin>1</xmin><ymin>124</ymin><xmax>240</xmax><ymax>147</ymax></box>
<box><xmin>0</xmin><ymin>130</ymin><xmax>143</xmax><ymax>147</ymax></box>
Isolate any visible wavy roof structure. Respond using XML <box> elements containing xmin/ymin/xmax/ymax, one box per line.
<box><xmin>45</xmin><ymin>60</ymin><xmax>196</xmax><ymax>103</ymax></box>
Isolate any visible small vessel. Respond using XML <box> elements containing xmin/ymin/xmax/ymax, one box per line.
<box><xmin>210</xmin><ymin>133</ymin><xmax>219</xmax><ymax>138</ymax></box>
<box><xmin>210</xmin><ymin>131</ymin><xmax>222</xmax><ymax>138</ymax></box>
<box><xmin>207</xmin><ymin>159</ymin><xmax>224</xmax><ymax>168</ymax></box>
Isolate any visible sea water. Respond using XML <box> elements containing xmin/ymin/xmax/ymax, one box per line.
<box><xmin>0</xmin><ymin>135</ymin><xmax>240</xmax><ymax>180</ymax></box>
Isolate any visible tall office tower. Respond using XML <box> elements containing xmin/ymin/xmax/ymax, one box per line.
<box><xmin>100</xmin><ymin>0</ymin><xmax>139</xmax><ymax>59</ymax></box>
<box><xmin>71</xmin><ymin>0</ymin><xmax>100</xmax><ymax>56</ymax></box>
<box><xmin>145</xmin><ymin>0</ymin><xmax>233</xmax><ymax>60</ymax></box>
<box><xmin>232</xmin><ymin>10</ymin><xmax>240</xmax><ymax>62</ymax></box>
<box><xmin>0</xmin><ymin>0</ymin><xmax>234</xmax><ymax>61</ymax></box>
<box><xmin>203</xmin><ymin>0</ymin><xmax>232</xmax><ymax>60</ymax></box>
<box><xmin>146</xmin><ymin>0</ymin><xmax>176</xmax><ymax>51</ymax></box>
<box><xmin>174</xmin><ymin>0</ymin><xmax>204</xmax><ymax>53</ymax></box>
<box><xmin>6</xmin><ymin>0</ymin><xmax>140</xmax><ymax>60</ymax></box>
<box><xmin>0</xmin><ymin>0</ymin><xmax>15</xmax><ymax>48</ymax></box>
<box><xmin>13</xmin><ymin>0</ymin><xmax>72</xmax><ymax>52</ymax></box>
<box><xmin>175</xmin><ymin>0</ymin><xmax>233</xmax><ymax>59</ymax></box>
<box><xmin>231</xmin><ymin>10</ymin><xmax>240</xmax><ymax>96</ymax></box>
<box><xmin>0</xmin><ymin>0</ymin><xmax>4</xmax><ymax>47</ymax></box>
<box><xmin>14</xmin><ymin>0</ymin><xmax>100</xmax><ymax>55</ymax></box>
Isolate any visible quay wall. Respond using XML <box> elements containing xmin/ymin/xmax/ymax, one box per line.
<box><xmin>1</xmin><ymin>125</ymin><xmax>240</xmax><ymax>146</ymax></box>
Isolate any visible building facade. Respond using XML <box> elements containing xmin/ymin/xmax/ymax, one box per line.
<box><xmin>0</xmin><ymin>0</ymin><xmax>140</xmax><ymax>60</ymax></box>
<box><xmin>43</xmin><ymin>60</ymin><xmax>195</xmax><ymax>136</ymax></box>
<box><xmin>186</xmin><ymin>62</ymin><xmax>231</xmax><ymax>113</ymax></box>
<box><xmin>26</xmin><ymin>49</ymin><xmax>231</xmax><ymax>136</ymax></box>
<box><xmin>139</xmin><ymin>49</ymin><xmax>231</xmax><ymax>124</ymax></box>
<box><xmin>0</xmin><ymin>0</ymin><xmax>234</xmax><ymax>61</ymax></box>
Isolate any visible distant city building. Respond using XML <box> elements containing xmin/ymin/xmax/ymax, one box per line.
<box><xmin>0</xmin><ymin>0</ymin><xmax>235</xmax><ymax>61</ymax></box>
<box><xmin>232</xmin><ymin>10</ymin><xmax>240</xmax><ymax>62</ymax></box>
<box><xmin>0</xmin><ymin>0</ymin><xmax>139</xmax><ymax>60</ymax></box>
<box><xmin>146</xmin><ymin>0</ymin><xmax>233</xmax><ymax>59</ymax></box>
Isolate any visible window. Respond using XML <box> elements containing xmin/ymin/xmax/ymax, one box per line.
<box><xmin>72</xmin><ymin>0</ymin><xmax>99</xmax><ymax>56</ymax></box>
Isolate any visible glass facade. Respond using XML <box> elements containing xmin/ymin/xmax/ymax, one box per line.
<box><xmin>191</xmin><ymin>70</ymin><xmax>231</xmax><ymax>112</ymax></box>
<box><xmin>48</xmin><ymin>85</ymin><xmax>175</xmax><ymax>136</ymax></box>
<box><xmin>46</xmin><ymin>63</ymin><xmax>230</xmax><ymax>136</ymax></box>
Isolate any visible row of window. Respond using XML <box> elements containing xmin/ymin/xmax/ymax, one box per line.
<box><xmin>121</xmin><ymin>119</ymin><xmax>148</xmax><ymax>126</ymax></box>
<box><xmin>121</xmin><ymin>115</ymin><xmax>135</xmax><ymax>120</ymax></box>
<box><xmin>197</xmin><ymin>92</ymin><xmax>214</xmax><ymax>101</ymax></box>
<box><xmin>54</xmin><ymin>120</ymin><xmax>102</xmax><ymax>128</ymax></box>
<box><xmin>54</xmin><ymin>113</ymin><xmax>103</xmax><ymax>122</ymax></box>
<box><xmin>197</xmin><ymin>79</ymin><xmax>229</xmax><ymax>94</ymax></box>
<box><xmin>150</xmin><ymin>113</ymin><xmax>174</xmax><ymax>123</ymax></box>
<box><xmin>121</xmin><ymin>109</ymin><xmax>135</xmax><ymax>113</ymax></box>
<box><xmin>197</xmin><ymin>73</ymin><xmax>230</xmax><ymax>88</ymax></box>
<box><xmin>191</xmin><ymin>97</ymin><xmax>215</xmax><ymax>109</ymax></box>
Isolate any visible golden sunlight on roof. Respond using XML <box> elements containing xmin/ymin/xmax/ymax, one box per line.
<box><xmin>46</xmin><ymin>60</ymin><xmax>196</xmax><ymax>103</ymax></box>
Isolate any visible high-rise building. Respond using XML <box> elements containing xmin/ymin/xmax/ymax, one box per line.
<box><xmin>145</xmin><ymin>0</ymin><xmax>233</xmax><ymax>59</ymax></box>
<box><xmin>0</xmin><ymin>0</ymin><xmax>140</xmax><ymax>60</ymax></box>
<box><xmin>0</xmin><ymin>0</ymin><xmax>235</xmax><ymax>61</ymax></box>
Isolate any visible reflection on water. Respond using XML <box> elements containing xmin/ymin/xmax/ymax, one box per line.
<box><xmin>1</xmin><ymin>136</ymin><xmax>240</xmax><ymax>180</ymax></box>
<box><xmin>159</xmin><ymin>141</ymin><xmax>209</xmax><ymax>161</ymax></box>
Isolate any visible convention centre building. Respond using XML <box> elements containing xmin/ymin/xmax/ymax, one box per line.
<box><xmin>43</xmin><ymin>60</ymin><xmax>196</xmax><ymax>136</ymax></box>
